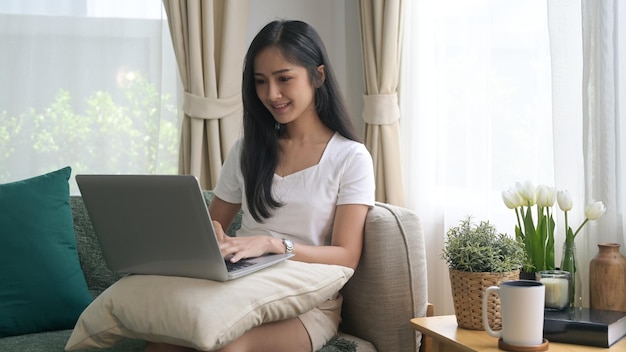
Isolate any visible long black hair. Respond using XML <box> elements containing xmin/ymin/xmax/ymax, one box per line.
<box><xmin>241</xmin><ymin>20</ymin><xmax>359</xmax><ymax>222</ymax></box>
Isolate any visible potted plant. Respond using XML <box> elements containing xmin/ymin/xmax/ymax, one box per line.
<box><xmin>441</xmin><ymin>216</ymin><xmax>526</xmax><ymax>330</ymax></box>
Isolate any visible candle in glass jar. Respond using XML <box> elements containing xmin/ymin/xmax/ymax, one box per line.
<box><xmin>537</xmin><ymin>270</ymin><xmax>571</xmax><ymax>310</ymax></box>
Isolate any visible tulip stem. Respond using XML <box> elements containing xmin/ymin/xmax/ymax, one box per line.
<box><xmin>515</xmin><ymin>207</ymin><xmax>523</xmax><ymax>237</ymax></box>
<box><xmin>573</xmin><ymin>218</ymin><xmax>589</xmax><ymax>239</ymax></box>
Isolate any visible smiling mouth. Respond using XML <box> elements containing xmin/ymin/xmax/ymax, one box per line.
<box><xmin>272</xmin><ymin>102</ymin><xmax>290</xmax><ymax>110</ymax></box>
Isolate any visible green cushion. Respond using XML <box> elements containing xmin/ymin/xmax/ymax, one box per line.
<box><xmin>0</xmin><ymin>166</ymin><xmax>93</xmax><ymax>337</ymax></box>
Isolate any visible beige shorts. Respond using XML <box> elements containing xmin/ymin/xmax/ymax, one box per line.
<box><xmin>298</xmin><ymin>293</ymin><xmax>343</xmax><ymax>351</ymax></box>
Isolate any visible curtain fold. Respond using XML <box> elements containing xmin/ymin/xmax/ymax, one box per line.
<box><xmin>358</xmin><ymin>0</ymin><xmax>405</xmax><ymax>206</ymax></box>
<box><xmin>163</xmin><ymin>0</ymin><xmax>249</xmax><ymax>189</ymax></box>
<box><xmin>582</xmin><ymin>0</ymin><xmax>621</xmax><ymax>243</ymax></box>
<box><xmin>579</xmin><ymin>0</ymin><xmax>625</xmax><ymax>306</ymax></box>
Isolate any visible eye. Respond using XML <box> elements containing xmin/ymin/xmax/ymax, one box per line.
<box><xmin>254</xmin><ymin>78</ymin><xmax>266</xmax><ymax>85</ymax></box>
<box><xmin>279</xmin><ymin>76</ymin><xmax>291</xmax><ymax>82</ymax></box>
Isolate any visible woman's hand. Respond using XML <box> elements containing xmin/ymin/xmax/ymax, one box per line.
<box><xmin>218</xmin><ymin>234</ymin><xmax>280</xmax><ymax>263</ymax></box>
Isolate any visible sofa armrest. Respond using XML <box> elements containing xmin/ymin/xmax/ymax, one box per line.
<box><xmin>340</xmin><ymin>202</ymin><xmax>428</xmax><ymax>352</ymax></box>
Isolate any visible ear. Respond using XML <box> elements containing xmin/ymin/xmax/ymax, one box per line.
<box><xmin>316</xmin><ymin>65</ymin><xmax>326</xmax><ymax>87</ymax></box>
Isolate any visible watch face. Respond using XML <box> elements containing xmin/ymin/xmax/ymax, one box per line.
<box><xmin>283</xmin><ymin>239</ymin><xmax>294</xmax><ymax>253</ymax></box>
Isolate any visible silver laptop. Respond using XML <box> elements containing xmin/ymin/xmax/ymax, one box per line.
<box><xmin>75</xmin><ymin>174</ymin><xmax>293</xmax><ymax>281</ymax></box>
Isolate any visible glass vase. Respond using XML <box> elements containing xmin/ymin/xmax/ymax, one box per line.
<box><xmin>560</xmin><ymin>241</ymin><xmax>582</xmax><ymax>308</ymax></box>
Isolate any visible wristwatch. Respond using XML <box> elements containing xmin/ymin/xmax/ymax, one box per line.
<box><xmin>282</xmin><ymin>239</ymin><xmax>294</xmax><ymax>254</ymax></box>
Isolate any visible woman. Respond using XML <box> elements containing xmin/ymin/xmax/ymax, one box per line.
<box><xmin>147</xmin><ymin>19</ymin><xmax>375</xmax><ymax>352</ymax></box>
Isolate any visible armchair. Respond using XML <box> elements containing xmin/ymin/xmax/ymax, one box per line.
<box><xmin>339</xmin><ymin>202</ymin><xmax>430</xmax><ymax>351</ymax></box>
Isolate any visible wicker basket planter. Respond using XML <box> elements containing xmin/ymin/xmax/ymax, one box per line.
<box><xmin>449</xmin><ymin>269</ymin><xmax>520</xmax><ymax>330</ymax></box>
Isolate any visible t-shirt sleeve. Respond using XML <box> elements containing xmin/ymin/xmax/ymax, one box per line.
<box><xmin>337</xmin><ymin>143</ymin><xmax>376</xmax><ymax>207</ymax></box>
<box><xmin>213</xmin><ymin>139</ymin><xmax>243</xmax><ymax>204</ymax></box>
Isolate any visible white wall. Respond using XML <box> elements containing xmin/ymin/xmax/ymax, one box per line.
<box><xmin>247</xmin><ymin>0</ymin><xmax>365</xmax><ymax>136</ymax></box>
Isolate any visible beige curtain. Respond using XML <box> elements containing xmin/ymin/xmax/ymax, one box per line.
<box><xmin>358</xmin><ymin>0</ymin><xmax>405</xmax><ymax>206</ymax></box>
<box><xmin>163</xmin><ymin>0</ymin><xmax>249</xmax><ymax>189</ymax></box>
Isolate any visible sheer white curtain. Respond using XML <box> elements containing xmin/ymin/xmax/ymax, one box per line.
<box><xmin>577</xmin><ymin>0</ymin><xmax>626</xmax><ymax>306</ymax></box>
<box><xmin>400</xmin><ymin>0</ymin><xmax>626</xmax><ymax>315</ymax></box>
<box><xmin>0</xmin><ymin>0</ymin><xmax>179</xmax><ymax>194</ymax></box>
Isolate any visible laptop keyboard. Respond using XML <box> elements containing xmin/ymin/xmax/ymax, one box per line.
<box><xmin>225</xmin><ymin>258</ymin><xmax>255</xmax><ymax>272</ymax></box>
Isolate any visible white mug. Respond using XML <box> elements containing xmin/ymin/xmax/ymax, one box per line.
<box><xmin>482</xmin><ymin>280</ymin><xmax>545</xmax><ymax>346</ymax></box>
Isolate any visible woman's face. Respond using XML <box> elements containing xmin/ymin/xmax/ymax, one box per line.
<box><xmin>253</xmin><ymin>46</ymin><xmax>319</xmax><ymax>125</ymax></box>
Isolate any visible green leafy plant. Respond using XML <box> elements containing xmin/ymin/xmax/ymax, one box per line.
<box><xmin>441</xmin><ymin>216</ymin><xmax>526</xmax><ymax>273</ymax></box>
<box><xmin>0</xmin><ymin>71</ymin><xmax>178</xmax><ymax>180</ymax></box>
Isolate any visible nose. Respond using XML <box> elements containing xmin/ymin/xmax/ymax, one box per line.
<box><xmin>267</xmin><ymin>81</ymin><xmax>282</xmax><ymax>100</ymax></box>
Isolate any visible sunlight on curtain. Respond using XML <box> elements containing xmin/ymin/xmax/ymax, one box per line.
<box><xmin>618</xmin><ymin>1</ymin><xmax>626</xmax><ymax>246</ymax></box>
<box><xmin>401</xmin><ymin>0</ymin><xmax>557</xmax><ymax>315</ymax></box>
<box><xmin>577</xmin><ymin>0</ymin><xmax>626</xmax><ymax>308</ymax></box>
<box><xmin>0</xmin><ymin>0</ymin><xmax>179</xmax><ymax>194</ymax></box>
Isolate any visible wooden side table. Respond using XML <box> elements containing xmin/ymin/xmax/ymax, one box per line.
<box><xmin>411</xmin><ymin>315</ymin><xmax>626</xmax><ymax>352</ymax></box>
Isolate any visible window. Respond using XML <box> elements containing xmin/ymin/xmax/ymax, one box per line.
<box><xmin>0</xmin><ymin>0</ymin><xmax>179</xmax><ymax>194</ymax></box>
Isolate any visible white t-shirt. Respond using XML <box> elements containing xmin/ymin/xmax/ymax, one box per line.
<box><xmin>214</xmin><ymin>132</ymin><xmax>375</xmax><ymax>246</ymax></box>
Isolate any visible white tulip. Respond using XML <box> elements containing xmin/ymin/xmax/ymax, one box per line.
<box><xmin>536</xmin><ymin>185</ymin><xmax>556</xmax><ymax>207</ymax></box>
<box><xmin>557</xmin><ymin>190</ymin><xmax>573</xmax><ymax>211</ymax></box>
<box><xmin>585</xmin><ymin>201</ymin><xmax>606</xmax><ymax>220</ymax></box>
<box><xmin>502</xmin><ymin>188</ymin><xmax>523</xmax><ymax>209</ymax></box>
<box><xmin>516</xmin><ymin>180</ymin><xmax>536</xmax><ymax>206</ymax></box>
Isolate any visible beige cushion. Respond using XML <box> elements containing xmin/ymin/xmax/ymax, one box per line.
<box><xmin>339</xmin><ymin>202</ymin><xmax>428</xmax><ymax>351</ymax></box>
<box><xmin>65</xmin><ymin>260</ymin><xmax>353</xmax><ymax>351</ymax></box>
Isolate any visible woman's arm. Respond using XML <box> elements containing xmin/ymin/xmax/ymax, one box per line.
<box><xmin>208</xmin><ymin>196</ymin><xmax>241</xmax><ymax>241</ymax></box>
<box><xmin>290</xmin><ymin>203</ymin><xmax>369</xmax><ymax>270</ymax></box>
<box><xmin>219</xmin><ymin>203</ymin><xmax>369</xmax><ymax>270</ymax></box>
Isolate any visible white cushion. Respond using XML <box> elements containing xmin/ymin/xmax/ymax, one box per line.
<box><xmin>65</xmin><ymin>260</ymin><xmax>353</xmax><ymax>351</ymax></box>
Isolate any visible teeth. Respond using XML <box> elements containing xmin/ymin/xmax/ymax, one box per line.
<box><xmin>274</xmin><ymin>103</ymin><xmax>288</xmax><ymax>109</ymax></box>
